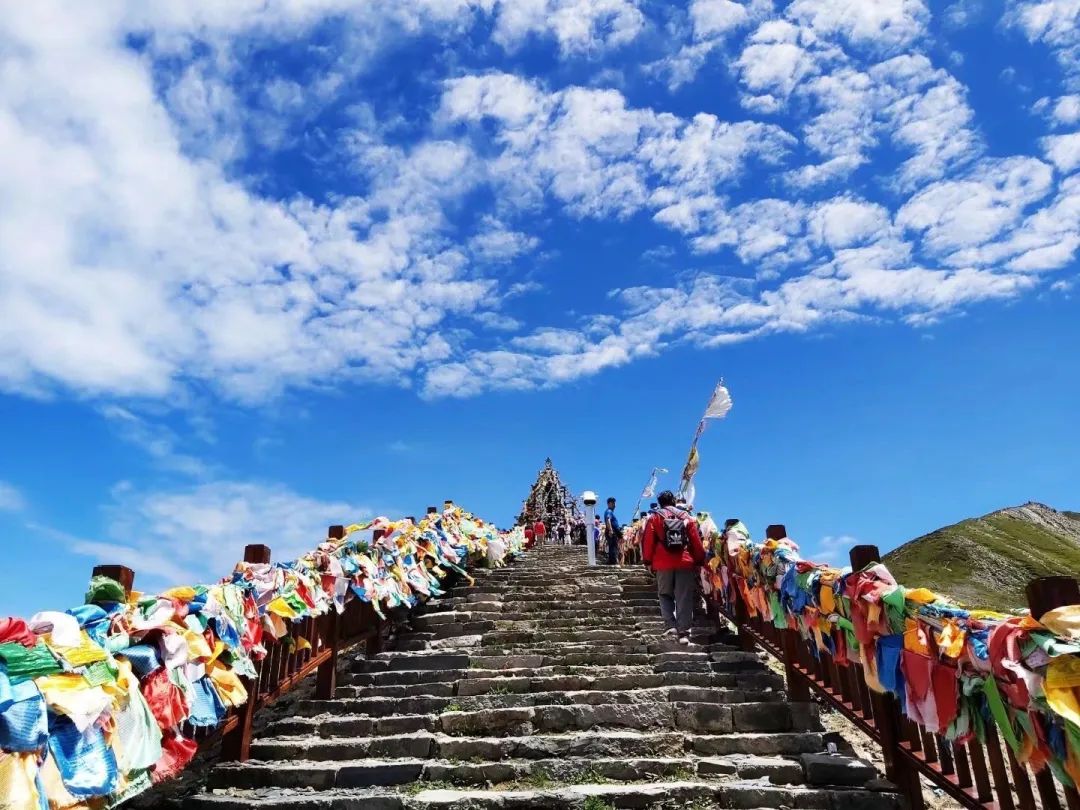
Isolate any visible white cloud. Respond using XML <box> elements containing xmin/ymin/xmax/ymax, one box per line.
<box><xmin>470</xmin><ymin>311</ymin><xmax>525</xmax><ymax>331</ymax></box>
<box><xmin>441</xmin><ymin>73</ymin><xmax>795</xmax><ymax>243</ymax></box>
<box><xmin>0</xmin><ymin>4</ymin><xmax>535</xmax><ymax>403</ymax></box>
<box><xmin>77</xmin><ymin>480</ymin><xmax>374</xmax><ymax>588</ymax></box>
<box><xmin>491</xmin><ymin>0</ymin><xmax>645</xmax><ymax>54</ymax></box>
<box><xmin>100</xmin><ymin>406</ymin><xmax>212</xmax><ymax>477</ymax></box>
<box><xmin>1004</xmin><ymin>0</ymin><xmax>1080</xmax><ymax>86</ymax></box>
<box><xmin>787</xmin><ymin>0</ymin><xmax>929</xmax><ymax>53</ymax></box>
<box><xmin>0</xmin><ymin>481</ymin><xmax>26</xmax><ymax>512</ymax></box>
<box><xmin>1042</xmin><ymin>132</ymin><xmax>1080</xmax><ymax>174</ymax></box>
<box><xmin>735</xmin><ymin>20</ymin><xmax>822</xmax><ymax>113</ymax></box>
<box><xmin>941</xmin><ymin>174</ymin><xmax>1080</xmax><ymax>272</ymax></box>
<box><xmin>730</xmin><ymin>18</ymin><xmax>980</xmax><ymax>189</ymax></box>
<box><xmin>807</xmin><ymin>197</ymin><xmax>891</xmax><ymax>249</ymax></box>
<box><xmin>692</xmin><ymin>0</ymin><xmax>757</xmax><ymax>38</ymax></box>
<box><xmin>0</xmin><ymin>0</ymin><xmax>1075</xmax><ymax>409</ymax></box>
<box><xmin>649</xmin><ymin>0</ymin><xmax>772</xmax><ymax>89</ymax></box>
<box><xmin>0</xmin><ymin>2</ymin><xmax>660</xmax><ymax>406</ymax></box>
<box><xmin>1054</xmin><ymin>96</ymin><xmax>1080</xmax><ymax>126</ymax></box>
<box><xmin>897</xmin><ymin>157</ymin><xmax>1054</xmax><ymax>258</ymax></box>
<box><xmin>809</xmin><ymin>534</ymin><xmax>858</xmax><ymax>567</ymax></box>
<box><xmin>468</xmin><ymin>217</ymin><xmax>541</xmax><ymax>262</ymax></box>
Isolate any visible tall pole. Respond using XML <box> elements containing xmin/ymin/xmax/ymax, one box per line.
<box><xmin>583</xmin><ymin>490</ymin><xmax>597</xmax><ymax>567</ymax></box>
<box><xmin>585</xmin><ymin>502</ymin><xmax>596</xmax><ymax>566</ymax></box>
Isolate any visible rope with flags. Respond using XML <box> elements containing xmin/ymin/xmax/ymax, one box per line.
<box><xmin>677</xmin><ymin>379</ymin><xmax>733</xmax><ymax>506</ymax></box>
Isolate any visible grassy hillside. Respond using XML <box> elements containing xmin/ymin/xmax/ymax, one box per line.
<box><xmin>882</xmin><ymin>502</ymin><xmax>1080</xmax><ymax>610</ymax></box>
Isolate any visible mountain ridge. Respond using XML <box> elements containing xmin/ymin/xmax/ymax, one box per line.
<box><xmin>882</xmin><ymin>501</ymin><xmax>1080</xmax><ymax>610</ymax></box>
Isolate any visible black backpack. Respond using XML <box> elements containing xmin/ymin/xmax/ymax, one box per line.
<box><xmin>661</xmin><ymin>510</ymin><xmax>688</xmax><ymax>552</ymax></box>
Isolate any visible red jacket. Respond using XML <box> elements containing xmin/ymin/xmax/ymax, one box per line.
<box><xmin>533</xmin><ymin>521</ymin><xmax>546</xmax><ymax>537</ymax></box>
<box><xmin>643</xmin><ymin>508</ymin><xmax>706</xmax><ymax>571</ymax></box>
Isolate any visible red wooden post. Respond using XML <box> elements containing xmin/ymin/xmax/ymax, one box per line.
<box><xmin>765</xmin><ymin>524</ymin><xmax>787</xmax><ymax>540</ymax></box>
<box><xmin>315</xmin><ymin>526</ymin><xmax>347</xmax><ymax>700</ymax></box>
<box><xmin>1027</xmin><ymin>576</ymin><xmax>1080</xmax><ymax>621</ymax></box>
<box><xmin>849</xmin><ymin>543</ymin><xmax>925</xmax><ymax>809</ymax></box>
<box><xmin>781</xmin><ymin>626</ymin><xmax>812</xmax><ymax>701</ymax></box>
<box><xmin>92</xmin><ymin>565</ymin><xmax>134</xmax><ymax>598</ymax></box>
<box><xmin>1028</xmin><ymin>575</ymin><xmax>1080</xmax><ymax>809</ymax></box>
<box><xmin>221</xmin><ymin>543</ymin><xmax>271</xmax><ymax>762</ymax></box>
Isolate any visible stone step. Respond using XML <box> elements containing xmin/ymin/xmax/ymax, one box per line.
<box><xmin>346</xmin><ymin>667</ymin><xmax>782</xmax><ymax>693</ymax></box>
<box><xmin>362</xmin><ymin>653</ymin><xmax>473</xmax><ymax>672</ymax></box>
<box><xmin>250</xmin><ymin>729</ymin><xmax>830</xmax><ymax>762</ymax></box>
<box><xmin>271</xmin><ymin>701</ymin><xmax>819</xmax><ymax>739</ymax></box>
<box><xmin>396</xmin><ymin>783</ymin><xmax>903</xmax><ymax>810</ymax></box>
<box><xmin>187</xmin><ymin>782</ymin><xmax>903</xmax><ymax>809</ymax></box>
<box><xmin>209</xmin><ymin>752</ymin><xmax>809</xmax><ymax>790</ymax></box>
<box><xmin>459</xmin><ymin>650</ymin><xmax>720</xmax><ymax>668</ymax></box>
<box><xmin>310</xmin><ymin>686</ymin><xmax>784</xmax><ymax>717</ymax></box>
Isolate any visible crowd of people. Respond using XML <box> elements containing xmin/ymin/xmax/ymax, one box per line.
<box><xmin>521</xmin><ymin>515</ymin><xmax>589</xmax><ymax>548</ymax></box>
<box><xmin>520</xmin><ymin>491</ymin><xmax>745</xmax><ymax>646</ymax></box>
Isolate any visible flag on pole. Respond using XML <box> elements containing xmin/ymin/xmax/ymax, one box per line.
<box><xmin>633</xmin><ymin>466</ymin><xmax>669</xmax><ymax>519</ymax></box>
<box><xmin>703</xmin><ymin>383</ymin><xmax>733</xmax><ymax>420</ymax></box>
<box><xmin>678</xmin><ymin>380</ymin><xmax>732</xmax><ymax>503</ymax></box>
<box><xmin>640</xmin><ymin>467</ymin><xmax>668</xmax><ymax>500</ymax></box>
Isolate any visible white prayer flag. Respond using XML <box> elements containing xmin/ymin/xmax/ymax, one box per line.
<box><xmin>703</xmin><ymin>382</ymin><xmax>733</xmax><ymax>420</ymax></box>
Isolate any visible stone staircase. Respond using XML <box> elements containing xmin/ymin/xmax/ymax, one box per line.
<box><xmin>187</xmin><ymin>545</ymin><xmax>903</xmax><ymax>809</ymax></box>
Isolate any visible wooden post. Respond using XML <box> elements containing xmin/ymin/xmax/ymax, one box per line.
<box><xmin>363</xmin><ymin>527</ymin><xmax>387</xmax><ymax>658</ymax></box>
<box><xmin>221</xmin><ymin>543</ymin><xmax>271</xmax><ymax>762</ymax></box>
<box><xmin>767</xmin><ymin>523</ymin><xmax>808</xmax><ymax>695</ymax></box>
<box><xmin>316</xmin><ymin>527</ymin><xmax>346</xmax><ymax>700</ymax></box>
<box><xmin>781</xmin><ymin>627</ymin><xmax>812</xmax><ymax>701</ymax></box>
<box><xmin>730</xmin><ymin>568</ymin><xmax>757</xmax><ymax>653</ymax></box>
<box><xmin>849</xmin><ymin>544</ymin><xmax>879</xmax><ymax>571</ymax></box>
<box><xmin>91</xmin><ymin>565</ymin><xmax>134</xmax><ymax>598</ymax></box>
<box><xmin>849</xmin><ymin>543</ymin><xmax>924</xmax><ymax>809</ymax></box>
<box><xmin>1028</xmin><ymin>575</ymin><xmax>1080</xmax><ymax>809</ymax></box>
<box><xmin>1026</xmin><ymin>576</ymin><xmax>1080</xmax><ymax>621</ymax></box>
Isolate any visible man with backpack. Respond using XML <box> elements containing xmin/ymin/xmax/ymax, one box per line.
<box><xmin>643</xmin><ymin>490</ymin><xmax>706</xmax><ymax>645</ymax></box>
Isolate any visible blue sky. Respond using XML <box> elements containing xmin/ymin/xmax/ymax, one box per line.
<box><xmin>2</xmin><ymin>0</ymin><xmax>1079</xmax><ymax>617</ymax></box>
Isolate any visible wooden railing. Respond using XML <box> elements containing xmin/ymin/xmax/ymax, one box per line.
<box><xmin>714</xmin><ymin>528</ymin><xmax>1080</xmax><ymax>810</ymax></box>
<box><xmin>91</xmin><ymin>522</ymin><xmax>400</xmax><ymax>763</ymax></box>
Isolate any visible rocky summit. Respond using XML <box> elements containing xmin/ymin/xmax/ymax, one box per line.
<box><xmin>186</xmin><ymin>545</ymin><xmax>902</xmax><ymax>809</ymax></box>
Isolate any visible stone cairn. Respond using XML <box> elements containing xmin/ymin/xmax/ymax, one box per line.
<box><xmin>187</xmin><ymin>544</ymin><xmax>902</xmax><ymax>809</ymax></box>
<box><xmin>517</xmin><ymin>458</ymin><xmax>582</xmax><ymax>531</ymax></box>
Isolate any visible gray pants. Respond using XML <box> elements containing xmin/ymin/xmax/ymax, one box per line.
<box><xmin>656</xmin><ymin>569</ymin><xmax>696</xmax><ymax>633</ymax></box>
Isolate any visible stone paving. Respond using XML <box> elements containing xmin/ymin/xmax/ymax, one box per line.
<box><xmin>186</xmin><ymin>545</ymin><xmax>903</xmax><ymax>809</ymax></box>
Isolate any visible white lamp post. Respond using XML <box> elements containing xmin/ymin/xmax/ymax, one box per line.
<box><xmin>582</xmin><ymin>490</ymin><xmax>597</xmax><ymax>566</ymax></box>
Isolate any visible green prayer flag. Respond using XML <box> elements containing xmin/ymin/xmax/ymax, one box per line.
<box><xmin>0</xmin><ymin>640</ymin><xmax>63</xmax><ymax>680</ymax></box>
<box><xmin>882</xmin><ymin>587</ymin><xmax>907</xmax><ymax>634</ymax></box>
<box><xmin>983</xmin><ymin>676</ymin><xmax>1021</xmax><ymax>754</ymax></box>
<box><xmin>86</xmin><ymin>575</ymin><xmax>126</xmax><ymax>605</ymax></box>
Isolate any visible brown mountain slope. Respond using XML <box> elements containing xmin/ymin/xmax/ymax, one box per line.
<box><xmin>882</xmin><ymin>502</ymin><xmax>1080</xmax><ymax>610</ymax></box>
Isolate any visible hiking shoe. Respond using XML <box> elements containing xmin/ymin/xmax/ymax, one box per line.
<box><xmin>678</xmin><ymin>634</ymin><xmax>690</xmax><ymax>646</ymax></box>
<box><xmin>662</xmin><ymin>628</ymin><xmax>678</xmax><ymax>639</ymax></box>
